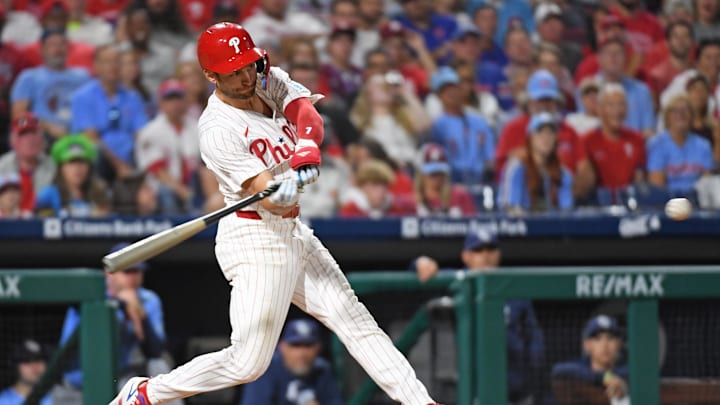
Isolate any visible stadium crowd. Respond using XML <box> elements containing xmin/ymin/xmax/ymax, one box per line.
<box><xmin>0</xmin><ymin>0</ymin><xmax>719</xmax><ymax>219</ymax></box>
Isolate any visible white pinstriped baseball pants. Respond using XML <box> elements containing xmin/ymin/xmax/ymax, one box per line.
<box><xmin>146</xmin><ymin>215</ymin><xmax>435</xmax><ymax>405</ymax></box>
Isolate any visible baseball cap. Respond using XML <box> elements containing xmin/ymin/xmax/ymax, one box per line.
<box><xmin>12</xmin><ymin>339</ymin><xmax>46</xmax><ymax>364</ymax></box>
<box><xmin>213</xmin><ymin>0</ymin><xmax>238</xmax><ymax>18</ymax></box>
<box><xmin>527</xmin><ymin>112</ymin><xmax>559</xmax><ymax>134</ymax></box>
<box><xmin>464</xmin><ymin>228</ymin><xmax>498</xmax><ymax>251</ymax></box>
<box><xmin>599</xmin><ymin>15</ymin><xmax>625</xmax><ymax>31</ymax></box>
<box><xmin>158</xmin><ymin>78</ymin><xmax>187</xmax><ymax>99</ymax></box>
<box><xmin>281</xmin><ymin>319</ymin><xmax>320</xmax><ymax>345</ymax></box>
<box><xmin>379</xmin><ymin>20</ymin><xmax>406</xmax><ymax>39</ymax></box>
<box><xmin>0</xmin><ymin>173</ymin><xmax>20</xmax><ymax>192</ymax></box>
<box><xmin>452</xmin><ymin>24</ymin><xmax>481</xmax><ymax>41</ymax></box>
<box><xmin>583</xmin><ymin>315</ymin><xmax>621</xmax><ymax>339</ymax></box>
<box><xmin>12</xmin><ymin>112</ymin><xmax>40</xmax><ymax>134</ymax></box>
<box><xmin>419</xmin><ymin>143</ymin><xmax>451</xmax><ymax>175</ymax></box>
<box><xmin>329</xmin><ymin>23</ymin><xmax>356</xmax><ymax>41</ymax></box>
<box><xmin>534</xmin><ymin>2</ymin><xmax>562</xmax><ymax>24</ymax></box>
<box><xmin>110</xmin><ymin>243</ymin><xmax>148</xmax><ymax>271</ymax></box>
<box><xmin>50</xmin><ymin>134</ymin><xmax>97</xmax><ymax>164</ymax></box>
<box><xmin>578</xmin><ymin>77</ymin><xmax>601</xmax><ymax>95</ymax></box>
<box><xmin>41</xmin><ymin>0</ymin><xmax>69</xmax><ymax>17</ymax></box>
<box><xmin>431</xmin><ymin>66</ymin><xmax>460</xmax><ymax>93</ymax></box>
<box><xmin>526</xmin><ymin>69</ymin><xmax>560</xmax><ymax>101</ymax></box>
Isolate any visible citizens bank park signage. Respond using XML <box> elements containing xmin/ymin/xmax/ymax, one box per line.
<box><xmin>42</xmin><ymin>218</ymin><xmax>174</xmax><ymax>239</ymax></box>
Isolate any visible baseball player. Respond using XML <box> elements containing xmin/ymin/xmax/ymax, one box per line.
<box><xmin>111</xmin><ymin>22</ymin><xmax>442</xmax><ymax>405</ymax></box>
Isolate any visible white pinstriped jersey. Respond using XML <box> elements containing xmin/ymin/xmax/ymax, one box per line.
<box><xmin>198</xmin><ymin>66</ymin><xmax>313</xmax><ymax>209</ymax></box>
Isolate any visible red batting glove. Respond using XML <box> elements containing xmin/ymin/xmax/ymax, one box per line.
<box><xmin>290</xmin><ymin>138</ymin><xmax>321</xmax><ymax>169</ymax></box>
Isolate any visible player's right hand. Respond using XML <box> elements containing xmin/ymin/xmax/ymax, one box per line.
<box><xmin>267</xmin><ymin>178</ymin><xmax>299</xmax><ymax>207</ymax></box>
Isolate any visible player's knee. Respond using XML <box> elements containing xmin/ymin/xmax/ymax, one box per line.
<box><xmin>225</xmin><ymin>340</ymin><xmax>274</xmax><ymax>382</ymax></box>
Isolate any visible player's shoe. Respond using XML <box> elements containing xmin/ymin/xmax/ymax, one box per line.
<box><xmin>109</xmin><ymin>377</ymin><xmax>151</xmax><ymax>405</ymax></box>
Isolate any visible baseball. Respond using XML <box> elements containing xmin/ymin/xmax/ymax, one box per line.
<box><xmin>665</xmin><ymin>198</ymin><xmax>692</xmax><ymax>221</ymax></box>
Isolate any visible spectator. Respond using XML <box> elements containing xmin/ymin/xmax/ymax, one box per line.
<box><xmin>471</xmin><ymin>3</ymin><xmax>509</xmax><ymax>71</ymax></box>
<box><xmin>686</xmin><ymin>73</ymin><xmax>720</xmax><ymax>162</ymax></box>
<box><xmin>339</xmin><ymin>159</ymin><xmax>416</xmax><ymax>218</ymax></box>
<box><xmin>284</xmin><ymin>38</ymin><xmax>321</xmax><ymax>70</ymax></box>
<box><xmin>0</xmin><ymin>113</ymin><xmax>56</xmax><ymax>216</ymax></box>
<box><xmin>495</xmin><ymin>70</ymin><xmax>593</xmax><ymax>198</ymax></box>
<box><xmin>565</xmin><ymin>77</ymin><xmax>601</xmax><ymax>136</ymax></box>
<box><xmin>582</xmin><ymin>84</ymin><xmax>646</xmax><ymax>195</ymax></box>
<box><xmin>352</xmin><ymin>0</ymin><xmax>384</xmax><ymax>68</ymax></box>
<box><xmin>660</xmin><ymin>39</ymin><xmax>720</xmax><ymax>118</ymax></box>
<box><xmin>424</xmin><ymin>60</ymin><xmax>501</xmax><ymax>129</ymax></box>
<box><xmin>35</xmin><ymin>134</ymin><xmax>110</xmax><ymax>217</ymax></box>
<box><xmin>10</xmin><ymin>28</ymin><xmax>90</xmax><ymax>139</ymax></box>
<box><xmin>240</xmin><ymin>319</ymin><xmax>344</xmax><ymax>405</ymax></box>
<box><xmin>53</xmin><ymin>243</ymin><xmax>173</xmax><ymax>404</ymax></box>
<box><xmin>535</xmin><ymin>42</ymin><xmax>576</xmax><ymax>110</ymax></box>
<box><xmin>592</xmin><ymin>37</ymin><xmax>655</xmax><ymax>136</ymax></box>
<box><xmin>466</xmin><ymin>0</ymin><xmax>535</xmax><ymax>46</ymax></box>
<box><xmin>498</xmin><ymin>112</ymin><xmax>574</xmax><ymax>214</ymax></box>
<box><xmin>297</xmin><ymin>133</ymin><xmax>352</xmax><ymax>218</ymax></box>
<box><xmin>448</xmin><ymin>24</ymin><xmax>482</xmax><ymax>69</ymax></box>
<box><xmin>429</xmin><ymin>66</ymin><xmax>495</xmax><ymax>186</ymax></box>
<box><xmin>21</xmin><ymin>1</ymin><xmax>95</xmax><ymax>71</ymax></box>
<box><xmin>86</xmin><ymin>0</ymin><xmax>131</xmax><ymax>23</ymax></box>
<box><xmin>119</xmin><ymin>48</ymin><xmax>154</xmax><ymax>116</ymax></box>
<box><xmin>131</xmin><ymin>0</ymin><xmax>193</xmax><ymax>51</ymax></box>
<box><xmin>694</xmin><ymin>0</ymin><xmax>720</xmax><ymax>42</ymax></box>
<box><xmin>288</xmin><ymin>62</ymin><xmax>360</xmax><ymax>149</ymax></box>
<box><xmin>71</xmin><ymin>44</ymin><xmax>149</xmax><ymax>183</ymax></box>
<box><xmin>412</xmin><ymin>227</ymin><xmax>544</xmax><ymax>404</ymax></box>
<box><xmin>394</xmin><ymin>0</ymin><xmax>458</xmax><ymax>63</ymax></box>
<box><xmin>345</xmin><ymin>138</ymin><xmax>415</xmax><ymax>198</ymax></box>
<box><xmin>240</xmin><ymin>0</ymin><xmax>326</xmax><ymax>56</ymax></box>
<box><xmin>378</xmin><ymin>21</ymin><xmax>436</xmax><ymax>97</ymax></box>
<box><xmin>319</xmin><ymin>24</ymin><xmax>363</xmax><ymax>108</ymax></box>
<box><xmin>0</xmin><ymin>7</ymin><xmax>28</xmax><ymax>153</ymax></box>
<box><xmin>433</xmin><ymin>0</ymin><xmax>472</xmax><ymax>27</ymax></box>
<box><xmin>574</xmin><ymin>15</ymin><xmax>644</xmax><ymax>85</ymax></box>
<box><xmin>66</xmin><ymin>0</ymin><xmax>114</xmax><ymax>46</ymax></box>
<box><xmin>118</xmin><ymin>6</ymin><xmax>177</xmax><ymax>96</ymax></box>
<box><xmin>610</xmin><ymin>0</ymin><xmax>664</xmax><ymax>56</ymax></box>
<box><xmin>551</xmin><ymin>315</ymin><xmax>628</xmax><ymax>403</ymax></box>
<box><xmin>478</xmin><ymin>25</ymin><xmax>534</xmax><ymax>112</ymax></box>
<box><xmin>414</xmin><ymin>143</ymin><xmax>475</xmax><ymax>217</ymax></box>
<box><xmin>648</xmin><ymin>94</ymin><xmax>713</xmax><ymax>195</ymax></box>
<box><xmin>0</xmin><ymin>339</ymin><xmax>51</xmax><ymax>405</ymax></box>
<box><xmin>135</xmin><ymin>79</ymin><xmax>200</xmax><ymax>215</ymax></box>
<box><xmin>350</xmin><ymin>72</ymin><xmax>429</xmax><ymax>168</ymax></box>
<box><xmin>175</xmin><ymin>60</ymin><xmax>211</xmax><ymax>121</ymax></box>
<box><xmin>454</xmin><ymin>60</ymin><xmax>501</xmax><ymax>130</ymax></box>
<box><xmin>532</xmin><ymin>2</ymin><xmax>582</xmax><ymax>73</ymax></box>
<box><xmin>0</xmin><ymin>174</ymin><xmax>20</xmax><ymax>217</ymax></box>
<box><xmin>647</xmin><ymin>20</ymin><xmax>695</xmax><ymax>99</ymax></box>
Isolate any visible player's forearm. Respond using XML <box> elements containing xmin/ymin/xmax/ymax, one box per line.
<box><xmin>285</xmin><ymin>98</ymin><xmax>324</xmax><ymax>146</ymax></box>
<box><xmin>244</xmin><ymin>170</ymin><xmax>297</xmax><ymax>215</ymax></box>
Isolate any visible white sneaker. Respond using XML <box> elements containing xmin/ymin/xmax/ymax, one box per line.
<box><xmin>108</xmin><ymin>377</ymin><xmax>151</xmax><ymax>405</ymax></box>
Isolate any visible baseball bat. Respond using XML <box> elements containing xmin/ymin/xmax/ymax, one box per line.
<box><xmin>102</xmin><ymin>184</ymin><xmax>280</xmax><ymax>273</ymax></box>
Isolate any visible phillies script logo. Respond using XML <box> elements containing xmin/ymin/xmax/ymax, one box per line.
<box><xmin>249</xmin><ymin>125</ymin><xmax>299</xmax><ymax>166</ymax></box>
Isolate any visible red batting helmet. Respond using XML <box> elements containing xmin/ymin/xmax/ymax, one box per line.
<box><xmin>197</xmin><ymin>22</ymin><xmax>269</xmax><ymax>75</ymax></box>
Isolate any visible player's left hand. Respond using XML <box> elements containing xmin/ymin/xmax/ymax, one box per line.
<box><xmin>290</xmin><ymin>139</ymin><xmax>321</xmax><ymax>170</ymax></box>
<box><xmin>267</xmin><ymin>178</ymin><xmax>299</xmax><ymax>207</ymax></box>
<box><xmin>297</xmin><ymin>165</ymin><xmax>320</xmax><ymax>187</ymax></box>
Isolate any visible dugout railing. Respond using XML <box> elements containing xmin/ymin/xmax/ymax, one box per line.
<box><xmin>0</xmin><ymin>269</ymin><xmax>116</xmax><ymax>405</ymax></box>
<box><xmin>336</xmin><ymin>266</ymin><xmax>720</xmax><ymax>405</ymax></box>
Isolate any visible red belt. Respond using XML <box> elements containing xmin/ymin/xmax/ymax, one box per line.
<box><xmin>236</xmin><ymin>206</ymin><xmax>300</xmax><ymax>220</ymax></box>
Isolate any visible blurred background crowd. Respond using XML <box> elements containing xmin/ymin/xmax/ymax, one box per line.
<box><xmin>0</xmin><ymin>0</ymin><xmax>719</xmax><ymax>219</ymax></box>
